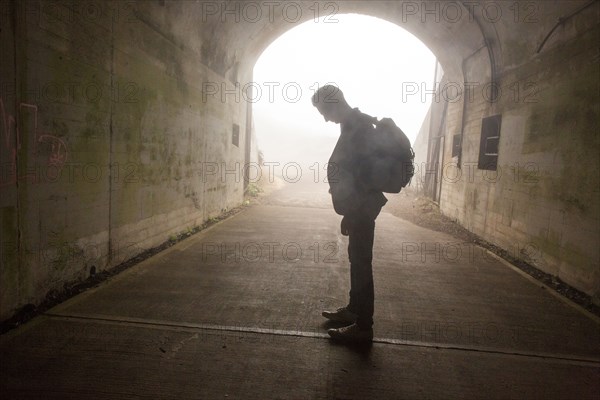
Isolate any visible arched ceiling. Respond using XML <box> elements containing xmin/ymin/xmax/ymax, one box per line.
<box><xmin>144</xmin><ymin>1</ymin><xmax>598</xmax><ymax>84</ymax></box>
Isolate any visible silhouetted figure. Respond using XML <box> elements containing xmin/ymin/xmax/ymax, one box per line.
<box><xmin>312</xmin><ymin>85</ymin><xmax>387</xmax><ymax>343</ymax></box>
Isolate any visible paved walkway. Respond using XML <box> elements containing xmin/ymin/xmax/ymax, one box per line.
<box><xmin>1</xmin><ymin>180</ymin><xmax>599</xmax><ymax>399</ymax></box>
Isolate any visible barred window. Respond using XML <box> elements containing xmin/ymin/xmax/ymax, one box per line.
<box><xmin>232</xmin><ymin>124</ymin><xmax>240</xmax><ymax>147</ymax></box>
<box><xmin>478</xmin><ymin>115</ymin><xmax>501</xmax><ymax>171</ymax></box>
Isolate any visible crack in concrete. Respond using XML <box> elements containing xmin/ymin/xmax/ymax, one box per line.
<box><xmin>43</xmin><ymin>312</ymin><xmax>600</xmax><ymax>367</ymax></box>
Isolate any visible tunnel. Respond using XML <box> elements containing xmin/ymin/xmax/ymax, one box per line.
<box><xmin>0</xmin><ymin>1</ymin><xmax>599</xmax><ymax>398</ymax></box>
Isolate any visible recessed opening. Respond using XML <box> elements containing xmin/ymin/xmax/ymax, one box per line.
<box><xmin>452</xmin><ymin>134</ymin><xmax>462</xmax><ymax>158</ymax></box>
<box><xmin>232</xmin><ymin>123</ymin><xmax>240</xmax><ymax>147</ymax></box>
<box><xmin>478</xmin><ymin>114</ymin><xmax>502</xmax><ymax>171</ymax></box>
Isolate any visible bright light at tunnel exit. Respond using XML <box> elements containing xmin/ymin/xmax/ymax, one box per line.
<box><xmin>253</xmin><ymin>13</ymin><xmax>437</xmax><ymax>166</ymax></box>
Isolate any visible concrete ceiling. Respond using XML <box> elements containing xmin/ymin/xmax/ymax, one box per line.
<box><xmin>156</xmin><ymin>0</ymin><xmax>598</xmax><ymax>84</ymax></box>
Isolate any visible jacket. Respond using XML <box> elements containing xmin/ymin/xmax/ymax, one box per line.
<box><xmin>327</xmin><ymin>108</ymin><xmax>388</xmax><ymax>218</ymax></box>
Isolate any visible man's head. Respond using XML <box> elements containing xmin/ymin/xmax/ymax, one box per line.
<box><xmin>311</xmin><ymin>85</ymin><xmax>352</xmax><ymax>124</ymax></box>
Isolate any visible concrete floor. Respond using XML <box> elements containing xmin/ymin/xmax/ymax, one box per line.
<box><xmin>1</xmin><ymin>180</ymin><xmax>599</xmax><ymax>399</ymax></box>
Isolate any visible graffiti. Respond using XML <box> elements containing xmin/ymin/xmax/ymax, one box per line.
<box><xmin>37</xmin><ymin>134</ymin><xmax>68</xmax><ymax>167</ymax></box>
<box><xmin>0</xmin><ymin>96</ymin><xmax>68</xmax><ymax>186</ymax></box>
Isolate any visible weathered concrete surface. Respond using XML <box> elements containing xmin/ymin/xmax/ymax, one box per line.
<box><xmin>0</xmin><ymin>0</ymin><xmax>254</xmax><ymax>320</ymax></box>
<box><xmin>1</xmin><ymin>316</ymin><xmax>598</xmax><ymax>400</ymax></box>
<box><xmin>1</xmin><ymin>182</ymin><xmax>599</xmax><ymax>399</ymax></box>
<box><xmin>434</xmin><ymin>19</ymin><xmax>600</xmax><ymax>305</ymax></box>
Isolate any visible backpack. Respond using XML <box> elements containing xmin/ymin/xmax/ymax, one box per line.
<box><xmin>357</xmin><ymin>115</ymin><xmax>415</xmax><ymax>193</ymax></box>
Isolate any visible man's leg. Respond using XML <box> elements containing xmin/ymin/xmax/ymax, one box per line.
<box><xmin>347</xmin><ymin>214</ymin><xmax>375</xmax><ymax>329</ymax></box>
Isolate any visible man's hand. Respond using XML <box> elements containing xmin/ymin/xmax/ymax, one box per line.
<box><xmin>341</xmin><ymin>216</ymin><xmax>350</xmax><ymax>236</ymax></box>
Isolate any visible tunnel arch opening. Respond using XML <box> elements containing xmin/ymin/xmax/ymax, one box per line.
<box><xmin>250</xmin><ymin>13</ymin><xmax>439</xmax><ymax>172</ymax></box>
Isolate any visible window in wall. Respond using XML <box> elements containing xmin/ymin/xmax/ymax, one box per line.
<box><xmin>452</xmin><ymin>134</ymin><xmax>462</xmax><ymax>158</ymax></box>
<box><xmin>478</xmin><ymin>114</ymin><xmax>501</xmax><ymax>171</ymax></box>
<box><xmin>232</xmin><ymin>123</ymin><xmax>240</xmax><ymax>147</ymax></box>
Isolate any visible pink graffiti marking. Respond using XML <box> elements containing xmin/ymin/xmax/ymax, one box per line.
<box><xmin>0</xmin><ymin>97</ymin><xmax>68</xmax><ymax>187</ymax></box>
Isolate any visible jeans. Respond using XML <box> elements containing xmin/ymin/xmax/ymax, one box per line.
<box><xmin>345</xmin><ymin>211</ymin><xmax>378</xmax><ymax>329</ymax></box>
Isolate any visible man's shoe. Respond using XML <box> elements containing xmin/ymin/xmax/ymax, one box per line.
<box><xmin>328</xmin><ymin>323</ymin><xmax>373</xmax><ymax>343</ymax></box>
<box><xmin>321</xmin><ymin>307</ymin><xmax>358</xmax><ymax>324</ymax></box>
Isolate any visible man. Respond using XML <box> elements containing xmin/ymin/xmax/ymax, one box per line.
<box><xmin>311</xmin><ymin>85</ymin><xmax>387</xmax><ymax>343</ymax></box>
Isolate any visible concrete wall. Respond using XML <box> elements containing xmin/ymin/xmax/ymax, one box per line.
<box><xmin>412</xmin><ymin>62</ymin><xmax>448</xmax><ymax>200</ymax></box>
<box><xmin>0</xmin><ymin>1</ymin><xmax>252</xmax><ymax>320</ymax></box>
<box><xmin>412</xmin><ymin>107</ymin><xmax>431</xmax><ymax>195</ymax></box>
<box><xmin>434</xmin><ymin>4</ymin><xmax>600</xmax><ymax>304</ymax></box>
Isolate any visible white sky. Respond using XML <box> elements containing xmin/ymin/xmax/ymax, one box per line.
<box><xmin>252</xmin><ymin>14</ymin><xmax>436</xmax><ymax>166</ymax></box>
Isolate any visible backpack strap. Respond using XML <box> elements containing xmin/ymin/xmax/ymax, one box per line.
<box><xmin>360</xmin><ymin>112</ymin><xmax>379</xmax><ymax>127</ymax></box>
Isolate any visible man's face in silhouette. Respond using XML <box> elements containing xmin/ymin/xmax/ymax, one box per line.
<box><xmin>315</xmin><ymin>101</ymin><xmax>343</xmax><ymax>124</ymax></box>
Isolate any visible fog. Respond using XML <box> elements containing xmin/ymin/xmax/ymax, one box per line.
<box><xmin>253</xmin><ymin>14</ymin><xmax>436</xmax><ymax>172</ymax></box>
